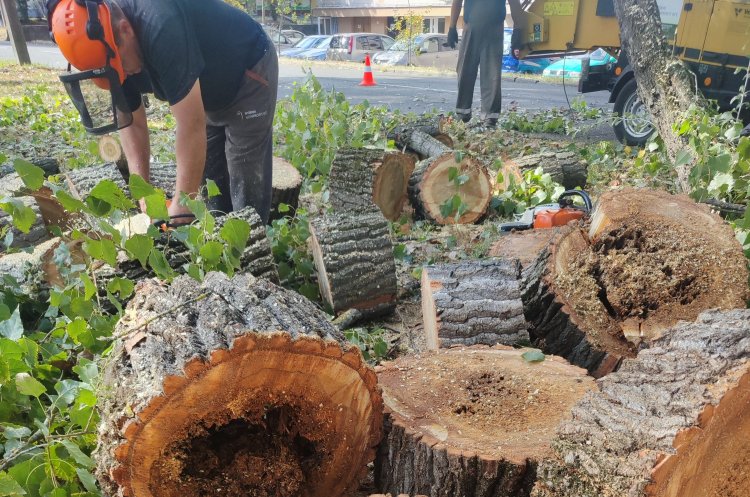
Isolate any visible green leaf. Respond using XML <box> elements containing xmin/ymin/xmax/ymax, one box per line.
<box><xmin>66</xmin><ymin>319</ymin><xmax>89</xmax><ymax>344</ymax></box>
<box><xmin>0</xmin><ymin>472</ymin><xmax>27</xmax><ymax>496</ymax></box>
<box><xmin>521</xmin><ymin>350</ymin><xmax>546</xmax><ymax>363</ymax></box>
<box><xmin>106</xmin><ymin>277</ymin><xmax>134</xmax><ymax>299</ymax></box>
<box><xmin>54</xmin><ymin>189</ymin><xmax>87</xmax><ymax>213</ymax></box>
<box><xmin>80</xmin><ymin>273</ymin><xmax>97</xmax><ymax>301</ymax></box>
<box><xmin>219</xmin><ymin>219</ymin><xmax>250</xmax><ymax>252</ymax></box>
<box><xmin>0</xmin><ymin>200</ymin><xmax>36</xmax><ymax>233</ymax></box>
<box><xmin>89</xmin><ymin>180</ymin><xmax>134</xmax><ymax>211</ymax></box>
<box><xmin>0</xmin><ymin>303</ymin><xmax>9</xmax><ymax>321</ymax></box>
<box><xmin>199</xmin><ymin>241</ymin><xmax>224</xmax><ymax>265</ymax></box>
<box><xmin>15</xmin><ymin>372</ymin><xmax>46</xmax><ymax>397</ymax></box>
<box><xmin>148</xmin><ymin>249</ymin><xmax>176</xmax><ymax>281</ymax></box>
<box><xmin>60</xmin><ymin>440</ymin><xmax>95</xmax><ymax>469</ymax></box>
<box><xmin>85</xmin><ymin>196</ymin><xmax>111</xmax><ymax>216</ymax></box>
<box><xmin>144</xmin><ymin>192</ymin><xmax>169</xmax><ymax>220</ymax></box>
<box><xmin>447</xmin><ymin>166</ymin><xmax>458</xmax><ymax>182</ymax></box>
<box><xmin>72</xmin><ymin>358</ymin><xmax>98</xmax><ymax>385</ymax></box>
<box><xmin>674</xmin><ymin>148</ymin><xmax>693</xmax><ymax>168</ymax></box>
<box><xmin>83</xmin><ymin>238</ymin><xmax>117</xmax><ymax>267</ymax></box>
<box><xmin>0</xmin><ymin>307</ymin><xmax>23</xmax><ymax>340</ymax></box>
<box><xmin>456</xmin><ymin>174</ymin><xmax>470</xmax><ymax>186</ymax></box>
<box><xmin>278</xmin><ymin>202</ymin><xmax>290</xmax><ymax>213</ymax></box>
<box><xmin>44</xmin><ymin>488</ymin><xmax>67</xmax><ymax>497</ymax></box>
<box><xmin>75</xmin><ymin>468</ymin><xmax>98</xmax><ymax>493</ymax></box>
<box><xmin>13</xmin><ymin>159</ymin><xmax>45</xmax><ymax>190</ymax></box>
<box><xmin>124</xmin><ymin>234</ymin><xmax>154</xmax><ymax>268</ymax></box>
<box><xmin>128</xmin><ymin>174</ymin><xmax>156</xmax><ymax>200</ymax></box>
<box><xmin>206</xmin><ymin>179</ymin><xmax>221</xmax><ymax>198</ymax></box>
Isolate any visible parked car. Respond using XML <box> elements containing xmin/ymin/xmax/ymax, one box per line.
<box><xmin>327</xmin><ymin>33</ymin><xmax>395</xmax><ymax>63</ymax></box>
<box><xmin>280</xmin><ymin>35</ymin><xmax>331</xmax><ymax>58</ymax></box>
<box><xmin>371</xmin><ymin>33</ymin><xmax>458</xmax><ymax>69</ymax></box>
<box><xmin>297</xmin><ymin>36</ymin><xmax>334</xmax><ymax>60</ymax></box>
<box><xmin>282</xmin><ymin>30</ymin><xmax>305</xmax><ymax>45</ymax></box>
<box><xmin>501</xmin><ymin>28</ymin><xmax>559</xmax><ymax>74</ymax></box>
<box><xmin>263</xmin><ymin>27</ymin><xmax>303</xmax><ymax>49</ymax></box>
<box><xmin>542</xmin><ymin>48</ymin><xmax>616</xmax><ymax>78</ymax></box>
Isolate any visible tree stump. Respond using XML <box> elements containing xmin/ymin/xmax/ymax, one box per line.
<box><xmin>96</xmin><ymin>272</ymin><xmax>383</xmax><ymax>497</ymax></box>
<box><xmin>270</xmin><ymin>157</ymin><xmax>303</xmax><ymax>221</ymax></box>
<box><xmin>309</xmin><ymin>211</ymin><xmax>397</xmax><ymax>318</ymax></box>
<box><xmin>421</xmin><ymin>259</ymin><xmax>529</xmax><ymax>349</ymax></box>
<box><xmin>64</xmin><ymin>163</ymin><xmax>177</xmax><ymax>199</ymax></box>
<box><xmin>532</xmin><ymin>309</ymin><xmax>750</xmax><ymax>497</ymax></box>
<box><xmin>408</xmin><ymin>154</ymin><xmax>492</xmax><ymax>224</ymax></box>
<box><xmin>328</xmin><ymin>148</ymin><xmax>416</xmax><ymax>221</ymax></box>
<box><xmin>502</xmin><ymin>152</ymin><xmax>588</xmax><ymax>190</ymax></box>
<box><xmin>521</xmin><ymin>188</ymin><xmax>748</xmax><ymax>377</ymax></box>
<box><xmin>489</xmin><ymin>230</ymin><xmax>559</xmax><ymax>269</ymax></box>
<box><xmin>374</xmin><ymin>346</ymin><xmax>596</xmax><ymax>497</ymax></box>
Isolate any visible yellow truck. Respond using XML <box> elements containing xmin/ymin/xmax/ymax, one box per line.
<box><xmin>516</xmin><ymin>0</ymin><xmax>750</xmax><ymax>144</ymax></box>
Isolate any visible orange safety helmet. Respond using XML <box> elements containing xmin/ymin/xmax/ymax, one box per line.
<box><xmin>48</xmin><ymin>0</ymin><xmax>125</xmax><ymax>89</ymax></box>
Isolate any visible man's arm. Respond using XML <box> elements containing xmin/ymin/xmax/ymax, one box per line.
<box><xmin>508</xmin><ymin>0</ymin><xmax>527</xmax><ymax>28</ymax></box>
<box><xmin>168</xmin><ymin>79</ymin><xmax>206</xmax><ymax>218</ymax></box>
<box><xmin>119</xmin><ymin>103</ymin><xmax>151</xmax><ymax>182</ymax></box>
<box><xmin>450</xmin><ymin>0</ymin><xmax>463</xmax><ymax>28</ymax></box>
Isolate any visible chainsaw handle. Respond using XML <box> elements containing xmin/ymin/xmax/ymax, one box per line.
<box><xmin>558</xmin><ymin>190</ymin><xmax>592</xmax><ymax>213</ymax></box>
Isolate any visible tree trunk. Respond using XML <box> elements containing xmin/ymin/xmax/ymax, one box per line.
<box><xmin>328</xmin><ymin>148</ymin><xmax>416</xmax><ymax>221</ymax></box>
<box><xmin>532</xmin><ymin>309</ymin><xmax>750</xmax><ymax>497</ymax></box>
<box><xmin>64</xmin><ymin>163</ymin><xmax>177</xmax><ymax>199</ymax></box>
<box><xmin>96</xmin><ymin>272</ymin><xmax>383</xmax><ymax>497</ymax></box>
<box><xmin>374</xmin><ymin>346</ymin><xmax>596</xmax><ymax>497</ymax></box>
<box><xmin>521</xmin><ymin>188</ymin><xmax>748</xmax><ymax>377</ymax></box>
<box><xmin>503</xmin><ymin>152</ymin><xmax>588</xmax><ymax>190</ymax></box>
<box><xmin>613</xmin><ymin>0</ymin><xmax>706</xmax><ymax>191</ymax></box>
<box><xmin>489</xmin><ymin>229</ymin><xmax>560</xmax><ymax>269</ymax></box>
<box><xmin>0</xmin><ymin>157</ymin><xmax>60</xmax><ymax>178</ymax></box>
<box><xmin>408</xmin><ymin>154</ymin><xmax>492</xmax><ymax>224</ymax></box>
<box><xmin>421</xmin><ymin>259</ymin><xmax>529</xmax><ymax>349</ymax></box>
<box><xmin>270</xmin><ymin>157</ymin><xmax>302</xmax><ymax>221</ymax></box>
<box><xmin>403</xmin><ymin>130</ymin><xmax>453</xmax><ymax>159</ymax></box>
<box><xmin>388</xmin><ymin>116</ymin><xmax>449</xmax><ymax>149</ymax></box>
<box><xmin>309</xmin><ymin>211</ymin><xmax>397</xmax><ymax>318</ymax></box>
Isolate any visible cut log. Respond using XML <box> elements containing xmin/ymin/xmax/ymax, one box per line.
<box><xmin>521</xmin><ymin>188</ymin><xmax>748</xmax><ymax>377</ymax></box>
<box><xmin>0</xmin><ymin>195</ymin><xmax>49</xmax><ymax>250</ymax></box>
<box><xmin>421</xmin><ymin>259</ymin><xmax>529</xmax><ymax>349</ymax></box>
<box><xmin>489</xmin><ymin>229</ymin><xmax>559</xmax><ymax>269</ymax></box>
<box><xmin>63</xmin><ymin>163</ymin><xmax>177</xmax><ymax>199</ymax></box>
<box><xmin>374</xmin><ymin>346</ymin><xmax>596</xmax><ymax>497</ymax></box>
<box><xmin>96</xmin><ymin>271</ymin><xmax>383</xmax><ymax>497</ymax></box>
<box><xmin>432</xmin><ymin>133</ymin><xmax>454</xmax><ymax>150</ymax></box>
<box><xmin>328</xmin><ymin>148</ymin><xmax>415</xmax><ymax>220</ymax></box>
<box><xmin>270</xmin><ymin>157</ymin><xmax>303</xmax><ymax>221</ymax></box>
<box><xmin>309</xmin><ymin>211</ymin><xmax>397</xmax><ymax>318</ymax></box>
<box><xmin>388</xmin><ymin>116</ymin><xmax>448</xmax><ymax>147</ymax></box>
<box><xmin>532</xmin><ymin>309</ymin><xmax>750</xmax><ymax>497</ymax></box>
<box><xmin>0</xmin><ymin>157</ymin><xmax>60</xmax><ymax>178</ymax></box>
<box><xmin>0</xmin><ymin>237</ymin><xmax>76</xmax><ymax>295</ymax></box>
<box><xmin>98</xmin><ymin>135</ymin><xmax>129</xmax><ymax>179</ymax></box>
<box><xmin>503</xmin><ymin>152</ymin><xmax>588</xmax><ymax>190</ymax></box>
<box><xmin>408</xmin><ymin>154</ymin><xmax>491</xmax><ymax>224</ymax></box>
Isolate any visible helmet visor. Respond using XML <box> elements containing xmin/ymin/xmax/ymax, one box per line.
<box><xmin>59</xmin><ymin>66</ymin><xmax>133</xmax><ymax>135</ymax></box>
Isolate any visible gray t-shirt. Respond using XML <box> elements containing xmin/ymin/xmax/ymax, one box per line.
<box><xmin>464</xmin><ymin>0</ymin><xmax>506</xmax><ymax>27</ymax></box>
<box><xmin>117</xmin><ymin>0</ymin><xmax>267</xmax><ymax>112</ymax></box>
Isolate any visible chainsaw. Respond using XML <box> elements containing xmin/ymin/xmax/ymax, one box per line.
<box><xmin>499</xmin><ymin>190</ymin><xmax>592</xmax><ymax>232</ymax></box>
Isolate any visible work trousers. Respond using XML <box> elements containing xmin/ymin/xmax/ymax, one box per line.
<box><xmin>455</xmin><ymin>23</ymin><xmax>503</xmax><ymax>121</ymax></box>
<box><xmin>204</xmin><ymin>43</ymin><xmax>278</xmax><ymax>224</ymax></box>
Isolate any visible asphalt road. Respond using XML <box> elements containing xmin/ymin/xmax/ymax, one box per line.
<box><xmin>1</xmin><ymin>41</ymin><xmax>615</xmax><ymax>139</ymax></box>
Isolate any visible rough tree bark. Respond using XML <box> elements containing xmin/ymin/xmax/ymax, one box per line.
<box><xmin>270</xmin><ymin>157</ymin><xmax>302</xmax><ymax>221</ymax></box>
<box><xmin>613</xmin><ymin>0</ymin><xmax>706</xmax><ymax>191</ymax></box>
<box><xmin>375</xmin><ymin>346</ymin><xmax>596</xmax><ymax>497</ymax></box>
<box><xmin>96</xmin><ymin>272</ymin><xmax>383</xmax><ymax>497</ymax></box>
<box><xmin>503</xmin><ymin>151</ymin><xmax>588</xmax><ymax>190</ymax></box>
<box><xmin>532</xmin><ymin>309</ymin><xmax>750</xmax><ymax>497</ymax></box>
<box><xmin>64</xmin><ymin>163</ymin><xmax>177</xmax><ymax>199</ymax></box>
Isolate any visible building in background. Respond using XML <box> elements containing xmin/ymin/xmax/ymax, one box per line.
<box><xmin>312</xmin><ymin>0</ymin><xmax>456</xmax><ymax>35</ymax></box>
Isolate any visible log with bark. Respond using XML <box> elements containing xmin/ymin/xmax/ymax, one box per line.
<box><xmin>521</xmin><ymin>188</ymin><xmax>748</xmax><ymax>377</ymax></box>
<box><xmin>0</xmin><ymin>173</ymin><xmax>58</xmax><ymax>250</ymax></box>
<box><xmin>270</xmin><ymin>157</ymin><xmax>303</xmax><ymax>221</ymax></box>
<box><xmin>96</xmin><ymin>271</ymin><xmax>383</xmax><ymax>497</ymax></box>
<box><xmin>532</xmin><ymin>309</ymin><xmax>750</xmax><ymax>497</ymax></box>
<box><xmin>489</xmin><ymin>229</ymin><xmax>559</xmax><ymax>269</ymax></box>
<box><xmin>408</xmin><ymin>153</ymin><xmax>492</xmax><ymax>224</ymax></box>
<box><xmin>388</xmin><ymin>116</ymin><xmax>452</xmax><ymax>156</ymax></box>
<box><xmin>399</xmin><ymin>130</ymin><xmax>453</xmax><ymax>159</ymax></box>
<box><xmin>63</xmin><ymin>163</ymin><xmax>177</xmax><ymax>199</ymax></box>
<box><xmin>501</xmin><ymin>151</ymin><xmax>588</xmax><ymax>190</ymax></box>
<box><xmin>374</xmin><ymin>346</ymin><xmax>596</xmax><ymax>497</ymax></box>
<box><xmin>421</xmin><ymin>259</ymin><xmax>529</xmax><ymax>349</ymax></box>
<box><xmin>309</xmin><ymin>211</ymin><xmax>397</xmax><ymax>318</ymax></box>
<box><xmin>97</xmin><ymin>135</ymin><xmax>129</xmax><ymax>179</ymax></box>
<box><xmin>0</xmin><ymin>157</ymin><xmax>60</xmax><ymax>179</ymax></box>
<box><xmin>328</xmin><ymin>148</ymin><xmax>415</xmax><ymax>220</ymax></box>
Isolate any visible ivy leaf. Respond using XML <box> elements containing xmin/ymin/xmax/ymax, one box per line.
<box><xmin>15</xmin><ymin>372</ymin><xmax>46</xmax><ymax>397</ymax></box>
<box><xmin>124</xmin><ymin>234</ymin><xmax>154</xmax><ymax>268</ymax></box>
<box><xmin>521</xmin><ymin>350</ymin><xmax>546</xmax><ymax>363</ymax></box>
<box><xmin>219</xmin><ymin>219</ymin><xmax>250</xmax><ymax>253</ymax></box>
<box><xmin>60</xmin><ymin>440</ymin><xmax>95</xmax><ymax>469</ymax></box>
<box><xmin>89</xmin><ymin>180</ymin><xmax>135</xmax><ymax>211</ymax></box>
<box><xmin>0</xmin><ymin>472</ymin><xmax>27</xmax><ymax>496</ymax></box>
<box><xmin>13</xmin><ymin>159</ymin><xmax>45</xmax><ymax>191</ymax></box>
<box><xmin>0</xmin><ymin>307</ymin><xmax>23</xmax><ymax>340</ymax></box>
<box><xmin>128</xmin><ymin>174</ymin><xmax>156</xmax><ymax>200</ymax></box>
<box><xmin>206</xmin><ymin>179</ymin><xmax>221</xmax><ymax>198</ymax></box>
<box><xmin>84</xmin><ymin>237</ymin><xmax>117</xmax><ymax>267</ymax></box>
<box><xmin>0</xmin><ymin>200</ymin><xmax>36</xmax><ymax>233</ymax></box>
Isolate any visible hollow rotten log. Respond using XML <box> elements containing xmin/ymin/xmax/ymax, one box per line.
<box><xmin>309</xmin><ymin>211</ymin><xmax>397</xmax><ymax>318</ymax></box>
<box><xmin>408</xmin><ymin>154</ymin><xmax>492</xmax><ymax>224</ymax></box>
<box><xmin>521</xmin><ymin>188</ymin><xmax>748</xmax><ymax>377</ymax></box>
<box><xmin>375</xmin><ymin>346</ymin><xmax>596</xmax><ymax>497</ymax></box>
<box><xmin>422</xmin><ymin>258</ymin><xmax>529</xmax><ymax>349</ymax></box>
<box><xmin>501</xmin><ymin>152</ymin><xmax>588</xmax><ymax>191</ymax></box>
<box><xmin>532</xmin><ymin>309</ymin><xmax>750</xmax><ymax>497</ymax></box>
<box><xmin>328</xmin><ymin>148</ymin><xmax>416</xmax><ymax>221</ymax></box>
<box><xmin>270</xmin><ymin>157</ymin><xmax>303</xmax><ymax>221</ymax></box>
<box><xmin>96</xmin><ymin>271</ymin><xmax>383</xmax><ymax>497</ymax></box>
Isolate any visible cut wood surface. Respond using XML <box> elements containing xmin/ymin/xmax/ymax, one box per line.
<box><xmin>489</xmin><ymin>229</ymin><xmax>559</xmax><ymax>269</ymax></box>
<box><xmin>375</xmin><ymin>346</ymin><xmax>596</xmax><ymax>497</ymax></box>
<box><xmin>309</xmin><ymin>211</ymin><xmax>397</xmax><ymax>318</ymax></box>
<box><xmin>328</xmin><ymin>148</ymin><xmax>415</xmax><ymax>220</ymax></box>
<box><xmin>521</xmin><ymin>188</ymin><xmax>748</xmax><ymax>377</ymax></box>
<box><xmin>97</xmin><ymin>272</ymin><xmax>383</xmax><ymax>497</ymax></box>
<box><xmin>504</xmin><ymin>152</ymin><xmax>588</xmax><ymax>190</ymax></box>
<box><xmin>532</xmin><ymin>309</ymin><xmax>750</xmax><ymax>497</ymax></box>
<box><xmin>421</xmin><ymin>259</ymin><xmax>528</xmax><ymax>349</ymax></box>
<box><xmin>270</xmin><ymin>156</ymin><xmax>303</xmax><ymax>220</ymax></box>
<box><xmin>408</xmin><ymin>153</ymin><xmax>491</xmax><ymax>224</ymax></box>
<box><xmin>64</xmin><ymin>163</ymin><xmax>177</xmax><ymax>199</ymax></box>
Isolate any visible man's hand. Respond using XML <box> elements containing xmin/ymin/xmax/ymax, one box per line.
<box><xmin>447</xmin><ymin>27</ymin><xmax>459</xmax><ymax>49</ymax></box>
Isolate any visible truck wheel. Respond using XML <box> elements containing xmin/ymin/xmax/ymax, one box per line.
<box><xmin>613</xmin><ymin>79</ymin><xmax>654</xmax><ymax>146</ymax></box>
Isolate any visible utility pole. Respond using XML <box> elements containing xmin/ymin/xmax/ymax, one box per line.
<box><xmin>0</xmin><ymin>0</ymin><xmax>31</xmax><ymax>65</ymax></box>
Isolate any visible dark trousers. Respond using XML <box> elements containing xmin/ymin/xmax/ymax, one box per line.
<box><xmin>455</xmin><ymin>23</ymin><xmax>503</xmax><ymax>121</ymax></box>
<box><xmin>204</xmin><ymin>44</ymin><xmax>278</xmax><ymax>223</ymax></box>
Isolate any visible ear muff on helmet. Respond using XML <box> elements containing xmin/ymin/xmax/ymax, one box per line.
<box><xmin>47</xmin><ymin>0</ymin><xmax>125</xmax><ymax>88</ymax></box>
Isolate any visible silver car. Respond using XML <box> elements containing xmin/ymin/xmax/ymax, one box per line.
<box><xmin>326</xmin><ymin>33</ymin><xmax>395</xmax><ymax>63</ymax></box>
<box><xmin>372</xmin><ymin>33</ymin><xmax>458</xmax><ymax>69</ymax></box>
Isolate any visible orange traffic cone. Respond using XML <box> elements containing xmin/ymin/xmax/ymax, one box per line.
<box><xmin>359</xmin><ymin>54</ymin><xmax>377</xmax><ymax>86</ymax></box>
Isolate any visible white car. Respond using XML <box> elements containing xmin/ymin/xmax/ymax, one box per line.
<box><xmin>372</xmin><ymin>33</ymin><xmax>458</xmax><ymax>69</ymax></box>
